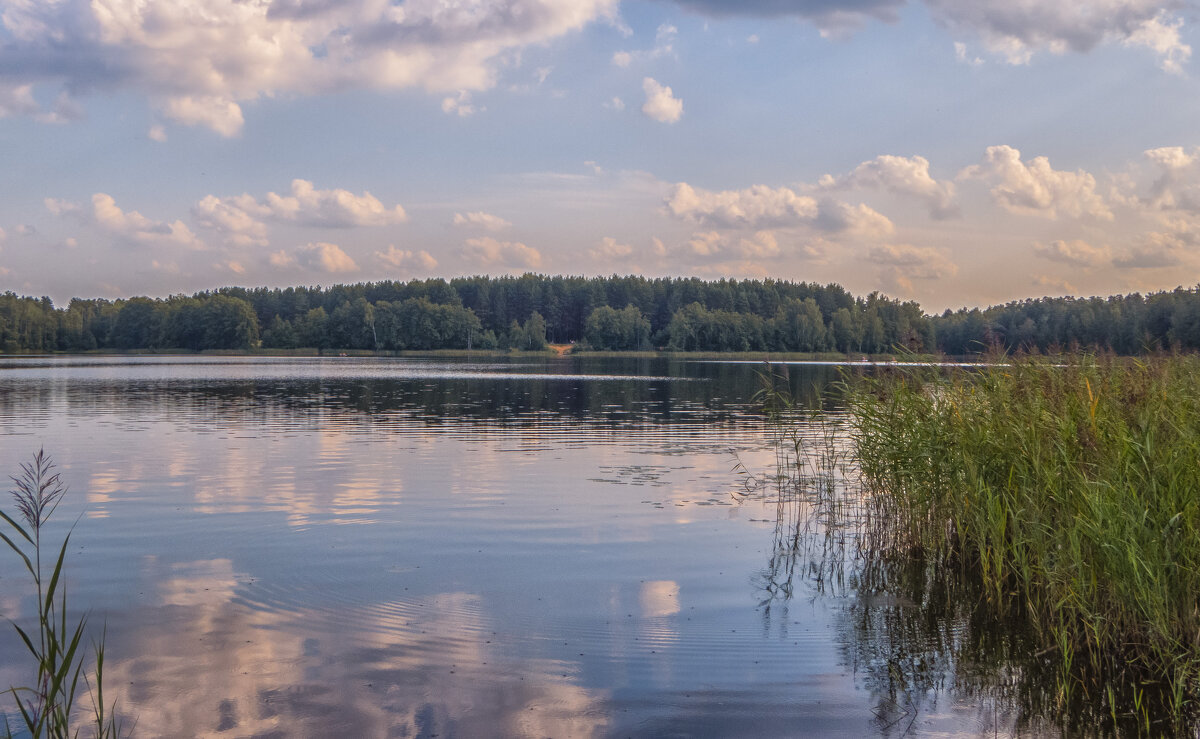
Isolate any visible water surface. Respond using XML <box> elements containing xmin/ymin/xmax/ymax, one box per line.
<box><xmin>0</xmin><ymin>355</ymin><xmax>1030</xmax><ymax>737</ymax></box>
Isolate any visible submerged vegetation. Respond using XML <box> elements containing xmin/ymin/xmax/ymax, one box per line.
<box><xmin>2</xmin><ymin>451</ymin><xmax>119</xmax><ymax>738</ymax></box>
<box><xmin>752</xmin><ymin>354</ymin><xmax>1200</xmax><ymax>732</ymax></box>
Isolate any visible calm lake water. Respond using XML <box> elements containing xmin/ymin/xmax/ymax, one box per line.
<box><xmin>0</xmin><ymin>355</ymin><xmax>1038</xmax><ymax>737</ymax></box>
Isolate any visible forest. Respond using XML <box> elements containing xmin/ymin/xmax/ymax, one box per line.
<box><xmin>2</xmin><ymin>273</ymin><xmax>1200</xmax><ymax>355</ymax></box>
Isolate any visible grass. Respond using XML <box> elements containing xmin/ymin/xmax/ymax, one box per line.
<box><xmin>2</xmin><ymin>450</ymin><xmax>120</xmax><ymax>738</ymax></box>
<box><xmin>839</xmin><ymin>353</ymin><xmax>1200</xmax><ymax>732</ymax></box>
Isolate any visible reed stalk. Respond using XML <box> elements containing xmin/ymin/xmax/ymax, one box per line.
<box><xmin>2</xmin><ymin>450</ymin><xmax>121</xmax><ymax>738</ymax></box>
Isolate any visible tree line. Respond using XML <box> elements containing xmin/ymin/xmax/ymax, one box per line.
<box><xmin>5</xmin><ymin>275</ymin><xmax>1200</xmax><ymax>355</ymax></box>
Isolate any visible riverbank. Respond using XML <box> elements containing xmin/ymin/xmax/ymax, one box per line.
<box><xmin>841</xmin><ymin>354</ymin><xmax>1200</xmax><ymax>733</ymax></box>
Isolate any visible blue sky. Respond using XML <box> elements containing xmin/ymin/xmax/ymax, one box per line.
<box><xmin>2</xmin><ymin>0</ymin><xmax>1200</xmax><ymax>310</ymax></box>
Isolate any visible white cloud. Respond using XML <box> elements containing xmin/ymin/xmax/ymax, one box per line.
<box><xmin>192</xmin><ymin>195</ymin><xmax>269</xmax><ymax>247</ymax></box>
<box><xmin>867</xmin><ymin>243</ymin><xmax>958</xmax><ymax>278</ymax></box>
<box><xmin>148</xmin><ymin>125</ymin><xmax>167</xmax><ymax>143</ymax></box>
<box><xmin>954</xmin><ymin>41</ymin><xmax>984</xmax><ymax>65</ymax></box>
<box><xmin>605</xmin><ymin>96</ymin><xmax>626</xmax><ymax>110</ymax></box>
<box><xmin>453</xmin><ymin>211</ymin><xmax>512</xmax><ymax>231</ymax></box>
<box><xmin>441</xmin><ymin>91</ymin><xmax>477</xmax><ymax>117</ymax></box>
<box><xmin>375</xmin><ymin>245</ymin><xmax>438</xmax><ymax>271</ymax></box>
<box><xmin>867</xmin><ymin>242</ymin><xmax>958</xmax><ymax>294</ymax></box>
<box><xmin>666</xmin><ymin>182</ymin><xmax>893</xmax><ymax>237</ymax></box>
<box><xmin>267</xmin><ymin>249</ymin><xmax>295</xmax><ymax>268</ymax></box>
<box><xmin>49</xmin><ymin>193</ymin><xmax>203</xmax><ymax>248</ymax></box>
<box><xmin>462</xmin><ymin>236</ymin><xmax>542</xmax><ymax>269</ymax></box>
<box><xmin>1033</xmin><ymin>239</ymin><xmax>1112</xmax><ymax>267</ymax></box>
<box><xmin>666</xmin><ymin>183</ymin><xmax>817</xmax><ymax>228</ymax></box>
<box><xmin>823</xmin><ymin>154</ymin><xmax>959</xmax><ymax>219</ymax></box>
<box><xmin>641</xmin><ymin>78</ymin><xmax>683</xmax><ymax>124</ymax></box>
<box><xmin>298</xmin><ymin>242</ymin><xmax>358</xmax><ymax>273</ymax></box>
<box><xmin>613</xmin><ymin>24</ymin><xmax>677</xmax><ymax>67</ymax></box>
<box><xmin>1033</xmin><ymin>274</ymin><xmax>1077</xmax><ymax>294</ymax></box>
<box><xmin>1125</xmin><ymin>12</ymin><xmax>1191</xmax><ymax>73</ymax></box>
<box><xmin>0</xmin><ymin>226</ymin><xmax>5</xmax><ymax>243</ymax></box>
<box><xmin>961</xmin><ymin>145</ymin><xmax>1113</xmax><ymax>220</ymax></box>
<box><xmin>589</xmin><ymin>236</ymin><xmax>634</xmax><ymax>260</ymax></box>
<box><xmin>0</xmin><ymin>0</ymin><xmax>620</xmax><ymax>135</ymax></box>
<box><xmin>193</xmin><ymin>180</ymin><xmax>407</xmax><ymax>244</ymax></box>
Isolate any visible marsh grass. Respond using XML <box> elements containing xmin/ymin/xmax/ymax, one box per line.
<box><xmin>2</xmin><ymin>450</ymin><xmax>120</xmax><ymax>738</ymax></box>
<box><xmin>843</xmin><ymin>353</ymin><xmax>1200</xmax><ymax>732</ymax></box>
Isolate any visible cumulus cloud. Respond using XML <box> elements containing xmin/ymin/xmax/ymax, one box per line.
<box><xmin>48</xmin><ymin>193</ymin><xmax>202</xmax><ymax>248</ymax></box>
<box><xmin>589</xmin><ymin>236</ymin><xmax>634</xmax><ymax>260</ymax></box>
<box><xmin>298</xmin><ymin>242</ymin><xmax>358</xmax><ymax>273</ymax></box>
<box><xmin>666</xmin><ymin>182</ymin><xmax>893</xmax><ymax>237</ymax></box>
<box><xmin>867</xmin><ymin>242</ymin><xmax>958</xmax><ymax>294</ymax></box>
<box><xmin>1033</xmin><ymin>239</ymin><xmax>1112</xmax><ymax>267</ymax></box>
<box><xmin>192</xmin><ymin>195</ymin><xmax>269</xmax><ymax>247</ymax></box>
<box><xmin>462</xmin><ymin>236</ymin><xmax>542</xmax><ymax>269</ymax></box>
<box><xmin>0</xmin><ymin>0</ymin><xmax>620</xmax><ymax>134</ymax></box>
<box><xmin>961</xmin><ymin>145</ymin><xmax>1113</xmax><ymax>220</ymax></box>
<box><xmin>1142</xmin><ymin>146</ymin><xmax>1200</xmax><ymax>211</ymax></box>
<box><xmin>375</xmin><ymin>245</ymin><xmax>438</xmax><ymax>271</ymax></box>
<box><xmin>267</xmin><ymin>249</ymin><xmax>295</xmax><ymax>268</ymax></box>
<box><xmin>193</xmin><ymin>180</ymin><xmax>407</xmax><ymax>244</ymax></box>
<box><xmin>823</xmin><ymin>154</ymin><xmax>959</xmax><ymax>219</ymax></box>
<box><xmin>641</xmin><ymin>78</ymin><xmax>683</xmax><ymax>124</ymax></box>
<box><xmin>452</xmin><ymin>211</ymin><xmax>512</xmax><ymax>231</ymax></box>
<box><xmin>1033</xmin><ymin>274</ymin><xmax>1078</xmax><ymax>294</ymax></box>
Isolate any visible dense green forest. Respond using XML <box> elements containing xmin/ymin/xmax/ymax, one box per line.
<box><xmin>3</xmin><ymin>274</ymin><xmax>1200</xmax><ymax>355</ymax></box>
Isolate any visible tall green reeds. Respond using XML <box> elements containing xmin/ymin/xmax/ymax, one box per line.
<box><xmin>845</xmin><ymin>354</ymin><xmax>1200</xmax><ymax>730</ymax></box>
<box><xmin>2</xmin><ymin>450</ymin><xmax>120</xmax><ymax>738</ymax></box>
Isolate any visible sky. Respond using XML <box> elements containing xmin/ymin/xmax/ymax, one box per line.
<box><xmin>2</xmin><ymin>0</ymin><xmax>1200</xmax><ymax>311</ymax></box>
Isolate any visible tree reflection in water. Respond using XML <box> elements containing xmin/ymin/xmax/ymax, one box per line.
<box><xmin>739</xmin><ymin>398</ymin><xmax>1168</xmax><ymax>737</ymax></box>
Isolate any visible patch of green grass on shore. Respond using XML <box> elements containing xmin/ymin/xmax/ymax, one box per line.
<box><xmin>845</xmin><ymin>353</ymin><xmax>1200</xmax><ymax>730</ymax></box>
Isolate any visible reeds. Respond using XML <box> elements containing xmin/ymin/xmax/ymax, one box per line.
<box><xmin>2</xmin><ymin>450</ymin><xmax>120</xmax><ymax>738</ymax></box>
<box><xmin>845</xmin><ymin>353</ymin><xmax>1200</xmax><ymax>731</ymax></box>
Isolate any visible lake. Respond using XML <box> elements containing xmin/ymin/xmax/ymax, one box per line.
<box><xmin>0</xmin><ymin>355</ymin><xmax>1038</xmax><ymax>737</ymax></box>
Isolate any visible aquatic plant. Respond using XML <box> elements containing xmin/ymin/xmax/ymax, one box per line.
<box><xmin>843</xmin><ymin>354</ymin><xmax>1200</xmax><ymax>732</ymax></box>
<box><xmin>2</xmin><ymin>450</ymin><xmax>120</xmax><ymax>738</ymax></box>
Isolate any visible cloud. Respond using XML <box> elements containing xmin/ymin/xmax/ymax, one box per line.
<box><xmin>0</xmin><ymin>226</ymin><xmax>5</xmax><ymax>243</ymax></box>
<box><xmin>267</xmin><ymin>250</ymin><xmax>295</xmax><ymax>268</ymax></box>
<box><xmin>298</xmin><ymin>242</ymin><xmax>358</xmax><ymax>273</ymax></box>
<box><xmin>462</xmin><ymin>236</ymin><xmax>542</xmax><ymax>269</ymax></box>
<box><xmin>954</xmin><ymin>41</ymin><xmax>984</xmax><ymax>65</ymax></box>
<box><xmin>453</xmin><ymin>211</ymin><xmax>512</xmax><ymax>231</ymax></box>
<box><xmin>192</xmin><ymin>195</ymin><xmax>270</xmax><ymax>247</ymax></box>
<box><xmin>589</xmin><ymin>236</ymin><xmax>634</xmax><ymax>260</ymax></box>
<box><xmin>822</xmin><ymin>154</ymin><xmax>959</xmax><ymax>219</ymax></box>
<box><xmin>867</xmin><ymin>242</ymin><xmax>958</xmax><ymax>295</ymax></box>
<box><xmin>441</xmin><ymin>91</ymin><xmax>477</xmax><ymax>117</ymax></box>
<box><xmin>666</xmin><ymin>182</ymin><xmax>894</xmax><ymax>236</ymax></box>
<box><xmin>147</xmin><ymin>125</ymin><xmax>167</xmax><ymax>142</ymax></box>
<box><xmin>641</xmin><ymin>78</ymin><xmax>683</xmax><ymax>124</ymax></box>
<box><xmin>666</xmin><ymin>0</ymin><xmax>904</xmax><ymax>35</ymax></box>
<box><xmin>48</xmin><ymin>193</ymin><xmax>202</xmax><ymax>248</ymax></box>
<box><xmin>1032</xmin><ymin>274</ymin><xmax>1077</xmax><ymax>294</ymax></box>
<box><xmin>193</xmin><ymin>180</ymin><xmax>407</xmax><ymax>244</ymax></box>
<box><xmin>0</xmin><ymin>0</ymin><xmax>620</xmax><ymax>135</ymax></box>
<box><xmin>1142</xmin><ymin>146</ymin><xmax>1200</xmax><ymax>212</ymax></box>
<box><xmin>375</xmin><ymin>245</ymin><xmax>438</xmax><ymax>271</ymax></box>
<box><xmin>668</xmin><ymin>0</ymin><xmax>1189</xmax><ymax>69</ymax></box>
<box><xmin>867</xmin><ymin>243</ymin><xmax>958</xmax><ymax>278</ymax></box>
<box><xmin>605</xmin><ymin>96</ymin><xmax>626</xmax><ymax>110</ymax></box>
<box><xmin>925</xmin><ymin>1</ymin><xmax>1189</xmax><ymax>70</ymax></box>
<box><xmin>613</xmin><ymin>24</ymin><xmax>677</xmax><ymax>67</ymax></box>
<box><xmin>961</xmin><ymin>145</ymin><xmax>1113</xmax><ymax>220</ymax></box>
<box><xmin>1033</xmin><ymin>239</ymin><xmax>1112</xmax><ymax>267</ymax></box>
